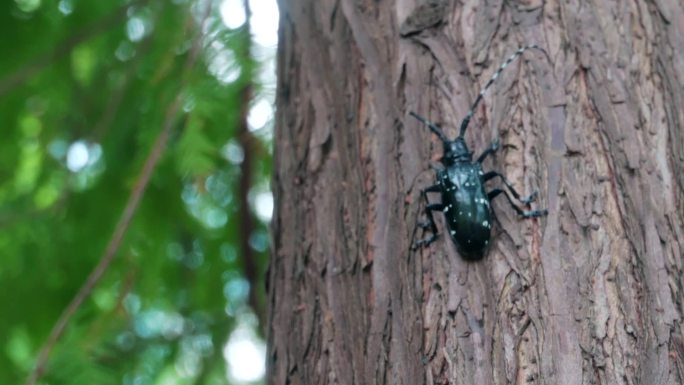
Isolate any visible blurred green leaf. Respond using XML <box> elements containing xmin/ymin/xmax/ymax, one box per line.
<box><xmin>0</xmin><ymin>0</ymin><xmax>273</xmax><ymax>383</ymax></box>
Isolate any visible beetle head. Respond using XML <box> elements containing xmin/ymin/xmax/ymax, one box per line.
<box><xmin>442</xmin><ymin>137</ymin><xmax>471</xmax><ymax>165</ymax></box>
<box><xmin>409</xmin><ymin>112</ymin><xmax>472</xmax><ymax>164</ymax></box>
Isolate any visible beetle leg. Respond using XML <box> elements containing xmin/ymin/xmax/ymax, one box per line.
<box><xmin>476</xmin><ymin>139</ymin><xmax>500</xmax><ymax>163</ymax></box>
<box><xmin>423</xmin><ymin>184</ymin><xmax>441</xmax><ymax>194</ymax></box>
<box><xmin>483</xmin><ymin>171</ymin><xmax>538</xmax><ymax>205</ymax></box>
<box><xmin>487</xmin><ymin>188</ymin><xmax>548</xmax><ymax>218</ymax></box>
<box><xmin>413</xmin><ymin>235</ymin><xmax>439</xmax><ymax>249</ymax></box>
<box><xmin>414</xmin><ymin>203</ymin><xmax>445</xmax><ymax>248</ymax></box>
<box><xmin>418</xmin><ymin>203</ymin><xmax>444</xmax><ymax>228</ymax></box>
<box><xmin>414</xmin><ymin>185</ymin><xmax>443</xmax><ymax>249</ymax></box>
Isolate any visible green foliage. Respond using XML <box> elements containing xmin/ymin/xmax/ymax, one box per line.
<box><xmin>0</xmin><ymin>0</ymin><xmax>272</xmax><ymax>383</ymax></box>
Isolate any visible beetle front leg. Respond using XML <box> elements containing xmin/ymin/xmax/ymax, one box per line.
<box><xmin>483</xmin><ymin>171</ymin><xmax>538</xmax><ymax>205</ymax></box>
<box><xmin>487</xmin><ymin>188</ymin><xmax>548</xmax><ymax>218</ymax></box>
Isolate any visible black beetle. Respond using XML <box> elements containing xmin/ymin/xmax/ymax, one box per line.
<box><xmin>411</xmin><ymin>45</ymin><xmax>548</xmax><ymax>258</ymax></box>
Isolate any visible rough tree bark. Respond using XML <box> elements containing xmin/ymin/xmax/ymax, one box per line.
<box><xmin>268</xmin><ymin>1</ymin><xmax>684</xmax><ymax>384</ymax></box>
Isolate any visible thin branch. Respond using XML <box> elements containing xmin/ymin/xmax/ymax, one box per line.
<box><xmin>24</xmin><ymin>4</ymin><xmax>212</xmax><ymax>384</ymax></box>
<box><xmin>25</xmin><ymin>87</ymin><xmax>177</xmax><ymax>385</ymax></box>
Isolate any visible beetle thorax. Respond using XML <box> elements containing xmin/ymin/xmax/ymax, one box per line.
<box><xmin>446</xmin><ymin>163</ymin><xmax>483</xmax><ymax>187</ymax></box>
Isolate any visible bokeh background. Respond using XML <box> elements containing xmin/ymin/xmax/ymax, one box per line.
<box><xmin>0</xmin><ymin>0</ymin><xmax>276</xmax><ymax>383</ymax></box>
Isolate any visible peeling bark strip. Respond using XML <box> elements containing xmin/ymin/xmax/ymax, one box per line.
<box><xmin>269</xmin><ymin>1</ymin><xmax>684</xmax><ymax>384</ymax></box>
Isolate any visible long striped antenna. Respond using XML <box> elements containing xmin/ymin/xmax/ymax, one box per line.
<box><xmin>458</xmin><ymin>44</ymin><xmax>548</xmax><ymax>138</ymax></box>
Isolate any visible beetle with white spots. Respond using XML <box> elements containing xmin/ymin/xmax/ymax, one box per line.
<box><xmin>411</xmin><ymin>45</ymin><xmax>548</xmax><ymax>258</ymax></box>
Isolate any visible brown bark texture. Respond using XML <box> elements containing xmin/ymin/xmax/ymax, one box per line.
<box><xmin>268</xmin><ymin>1</ymin><xmax>684</xmax><ymax>384</ymax></box>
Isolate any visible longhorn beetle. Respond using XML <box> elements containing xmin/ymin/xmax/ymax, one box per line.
<box><xmin>411</xmin><ymin>45</ymin><xmax>548</xmax><ymax>258</ymax></box>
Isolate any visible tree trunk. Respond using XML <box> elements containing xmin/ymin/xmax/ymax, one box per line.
<box><xmin>268</xmin><ymin>1</ymin><xmax>684</xmax><ymax>384</ymax></box>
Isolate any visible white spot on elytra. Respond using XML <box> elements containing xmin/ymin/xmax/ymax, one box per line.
<box><xmin>450</xmin><ymin>230</ymin><xmax>456</xmax><ymax>236</ymax></box>
<box><xmin>482</xmin><ymin>220</ymin><xmax>489</xmax><ymax>228</ymax></box>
